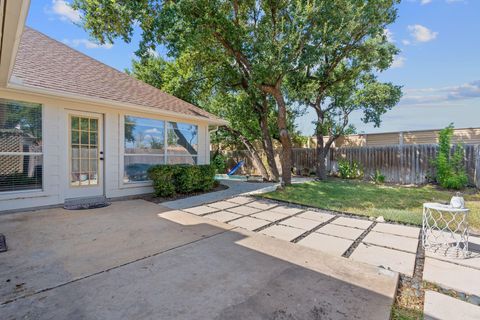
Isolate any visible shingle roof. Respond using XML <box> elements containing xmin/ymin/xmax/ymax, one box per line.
<box><xmin>10</xmin><ymin>28</ymin><xmax>225</xmax><ymax>124</ymax></box>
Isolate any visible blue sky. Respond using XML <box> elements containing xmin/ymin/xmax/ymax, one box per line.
<box><xmin>27</xmin><ymin>1</ymin><xmax>480</xmax><ymax>135</ymax></box>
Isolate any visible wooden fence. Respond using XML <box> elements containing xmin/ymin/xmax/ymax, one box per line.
<box><xmin>221</xmin><ymin>144</ymin><xmax>480</xmax><ymax>187</ymax></box>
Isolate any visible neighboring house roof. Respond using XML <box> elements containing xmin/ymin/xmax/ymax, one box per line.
<box><xmin>10</xmin><ymin>27</ymin><xmax>225</xmax><ymax>124</ymax></box>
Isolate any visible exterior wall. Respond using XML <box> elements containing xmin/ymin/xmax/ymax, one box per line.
<box><xmin>321</xmin><ymin>128</ymin><xmax>480</xmax><ymax>148</ymax></box>
<box><xmin>0</xmin><ymin>89</ymin><xmax>211</xmax><ymax>211</ymax></box>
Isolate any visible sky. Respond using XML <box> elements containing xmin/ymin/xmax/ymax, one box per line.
<box><xmin>27</xmin><ymin>0</ymin><xmax>480</xmax><ymax>135</ymax></box>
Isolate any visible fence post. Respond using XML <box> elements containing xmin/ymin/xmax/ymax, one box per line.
<box><xmin>475</xmin><ymin>145</ymin><xmax>480</xmax><ymax>189</ymax></box>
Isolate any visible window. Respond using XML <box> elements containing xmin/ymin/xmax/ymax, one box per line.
<box><xmin>123</xmin><ymin>116</ymin><xmax>198</xmax><ymax>182</ymax></box>
<box><xmin>0</xmin><ymin>99</ymin><xmax>43</xmax><ymax>192</ymax></box>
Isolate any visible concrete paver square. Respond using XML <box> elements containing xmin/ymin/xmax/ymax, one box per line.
<box><xmin>245</xmin><ymin>200</ymin><xmax>278</xmax><ymax>210</ymax></box>
<box><xmin>227</xmin><ymin>196</ymin><xmax>254</xmax><ymax>205</ymax></box>
<box><xmin>268</xmin><ymin>205</ymin><xmax>303</xmax><ymax>216</ymax></box>
<box><xmin>298</xmin><ymin>233</ymin><xmax>353</xmax><ymax>256</ymax></box>
<box><xmin>350</xmin><ymin>243</ymin><xmax>416</xmax><ymax>276</ymax></box>
<box><xmin>423</xmin><ymin>257</ymin><xmax>480</xmax><ymax>296</ymax></box>
<box><xmin>261</xmin><ymin>225</ymin><xmax>306</xmax><ymax>241</ymax></box>
<box><xmin>280</xmin><ymin>216</ymin><xmax>321</xmax><ymax>230</ymax></box>
<box><xmin>373</xmin><ymin>223</ymin><xmax>420</xmax><ymax>239</ymax></box>
<box><xmin>251</xmin><ymin>210</ymin><xmax>289</xmax><ymax>222</ymax></box>
<box><xmin>424</xmin><ymin>290</ymin><xmax>480</xmax><ymax>320</ymax></box>
<box><xmin>363</xmin><ymin>231</ymin><xmax>419</xmax><ymax>253</ymax></box>
<box><xmin>204</xmin><ymin>211</ymin><xmax>242</xmax><ymax>223</ymax></box>
<box><xmin>297</xmin><ymin>210</ymin><xmax>335</xmax><ymax>223</ymax></box>
<box><xmin>227</xmin><ymin>205</ymin><xmax>261</xmax><ymax>215</ymax></box>
<box><xmin>183</xmin><ymin>205</ymin><xmax>219</xmax><ymax>215</ymax></box>
<box><xmin>332</xmin><ymin>217</ymin><xmax>373</xmax><ymax>230</ymax></box>
<box><xmin>425</xmin><ymin>248</ymin><xmax>480</xmax><ymax>270</ymax></box>
<box><xmin>229</xmin><ymin>216</ymin><xmax>271</xmax><ymax>231</ymax></box>
<box><xmin>316</xmin><ymin>224</ymin><xmax>365</xmax><ymax>241</ymax></box>
<box><xmin>207</xmin><ymin>201</ymin><xmax>239</xmax><ymax>210</ymax></box>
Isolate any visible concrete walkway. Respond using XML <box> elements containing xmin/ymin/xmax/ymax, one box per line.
<box><xmin>0</xmin><ymin>200</ymin><xmax>398</xmax><ymax>319</ymax></box>
<box><xmin>180</xmin><ymin>195</ymin><xmax>480</xmax><ymax>319</ymax></box>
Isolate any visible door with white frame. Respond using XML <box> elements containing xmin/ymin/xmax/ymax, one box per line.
<box><xmin>65</xmin><ymin>111</ymin><xmax>104</xmax><ymax>199</ymax></box>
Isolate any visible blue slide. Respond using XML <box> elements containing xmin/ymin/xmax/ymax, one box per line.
<box><xmin>227</xmin><ymin>161</ymin><xmax>244</xmax><ymax>176</ymax></box>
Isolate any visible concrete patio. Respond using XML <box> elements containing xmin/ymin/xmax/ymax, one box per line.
<box><xmin>183</xmin><ymin>195</ymin><xmax>480</xmax><ymax>319</ymax></box>
<box><xmin>0</xmin><ymin>200</ymin><xmax>398</xmax><ymax>319</ymax></box>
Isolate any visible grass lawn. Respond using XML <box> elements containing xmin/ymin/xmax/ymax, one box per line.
<box><xmin>262</xmin><ymin>179</ymin><xmax>480</xmax><ymax>232</ymax></box>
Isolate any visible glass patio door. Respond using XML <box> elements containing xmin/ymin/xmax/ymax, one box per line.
<box><xmin>66</xmin><ymin>111</ymin><xmax>104</xmax><ymax>198</ymax></box>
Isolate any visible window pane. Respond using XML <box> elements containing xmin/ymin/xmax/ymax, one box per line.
<box><xmin>0</xmin><ymin>99</ymin><xmax>42</xmax><ymax>153</ymax></box>
<box><xmin>167</xmin><ymin>122</ymin><xmax>198</xmax><ymax>155</ymax></box>
<box><xmin>0</xmin><ymin>99</ymin><xmax>43</xmax><ymax>192</ymax></box>
<box><xmin>167</xmin><ymin>156</ymin><xmax>197</xmax><ymax>165</ymax></box>
<box><xmin>124</xmin><ymin>116</ymin><xmax>165</xmax><ymax>154</ymax></box>
<box><xmin>124</xmin><ymin>155</ymin><xmax>165</xmax><ymax>183</ymax></box>
<box><xmin>0</xmin><ymin>155</ymin><xmax>43</xmax><ymax>192</ymax></box>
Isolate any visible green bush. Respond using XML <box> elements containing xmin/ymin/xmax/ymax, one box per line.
<box><xmin>433</xmin><ymin>124</ymin><xmax>468</xmax><ymax>190</ymax></box>
<box><xmin>147</xmin><ymin>164</ymin><xmax>216</xmax><ymax>197</ymax></box>
<box><xmin>372</xmin><ymin>169</ymin><xmax>386</xmax><ymax>184</ymax></box>
<box><xmin>211</xmin><ymin>153</ymin><xmax>227</xmax><ymax>173</ymax></box>
<box><xmin>338</xmin><ymin>160</ymin><xmax>363</xmax><ymax>179</ymax></box>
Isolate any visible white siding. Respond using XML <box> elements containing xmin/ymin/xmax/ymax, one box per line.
<box><xmin>0</xmin><ymin>89</ymin><xmax>211</xmax><ymax>211</ymax></box>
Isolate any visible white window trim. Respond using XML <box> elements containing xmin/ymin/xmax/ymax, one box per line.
<box><xmin>0</xmin><ymin>100</ymin><xmax>44</xmax><ymax>194</ymax></box>
<box><xmin>120</xmin><ymin>114</ymin><xmax>199</xmax><ymax>186</ymax></box>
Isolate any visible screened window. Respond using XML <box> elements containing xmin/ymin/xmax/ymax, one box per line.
<box><xmin>0</xmin><ymin>99</ymin><xmax>43</xmax><ymax>192</ymax></box>
<box><xmin>124</xmin><ymin>116</ymin><xmax>198</xmax><ymax>183</ymax></box>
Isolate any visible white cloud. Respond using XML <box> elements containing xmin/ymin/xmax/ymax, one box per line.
<box><xmin>402</xmin><ymin>39</ymin><xmax>411</xmax><ymax>46</ymax></box>
<box><xmin>63</xmin><ymin>39</ymin><xmax>113</xmax><ymax>49</ymax></box>
<box><xmin>50</xmin><ymin>0</ymin><xmax>81</xmax><ymax>23</ymax></box>
<box><xmin>145</xmin><ymin>128</ymin><xmax>161</xmax><ymax>134</ymax></box>
<box><xmin>421</xmin><ymin>0</ymin><xmax>432</xmax><ymax>4</ymax></box>
<box><xmin>407</xmin><ymin>24</ymin><xmax>438</xmax><ymax>42</ymax></box>
<box><xmin>383</xmin><ymin>29</ymin><xmax>395</xmax><ymax>43</ymax></box>
<box><xmin>401</xmin><ymin>80</ymin><xmax>480</xmax><ymax>105</ymax></box>
<box><xmin>391</xmin><ymin>55</ymin><xmax>406</xmax><ymax>68</ymax></box>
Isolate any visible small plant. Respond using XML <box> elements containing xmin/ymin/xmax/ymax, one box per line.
<box><xmin>211</xmin><ymin>153</ymin><xmax>227</xmax><ymax>173</ymax></box>
<box><xmin>338</xmin><ymin>160</ymin><xmax>363</xmax><ymax>179</ymax></box>
<box><xmin>433</xmin><ymin>124</ymin><xmax>468</xmax><ymax>190</ymax></box>
<box><xmin>372</xmin><ymin>169</ymin><xmax>386</xmax><ymax>184</ymax></box>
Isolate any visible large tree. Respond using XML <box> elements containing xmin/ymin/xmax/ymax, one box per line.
<box><xmin>127</xmin><ymin>49</ymin><xmax>281</xmax><ymax>181</ymax></box>
<box><xmin>72</xmin><ymin>0</ymin><xmax>325</xmax><ymax>185</ymax></box>
<box><xmin>287</xmin><ymin>0</ymin><xmax>402</xmax><ymax>179</ymax></box>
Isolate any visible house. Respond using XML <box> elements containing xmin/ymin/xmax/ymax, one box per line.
<box><xmin>0</xmin><ymin>1</ymin><xmax>226</xmax><ymax>211</ymax></box>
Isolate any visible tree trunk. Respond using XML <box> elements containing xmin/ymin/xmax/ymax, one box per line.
<box><xmin>223</xmin><ymin>126</ymin><xmax>270</xmax><ymax>180</ymax></box>
<box><xmin>315</xmin><ymin>110</ymin><xmax>328</xmax><ymax>180</ymax></box>
<box><xmin>315</xmin><ymin>133</ymin><xmax>327</xmax><ymax>180</ymax></box>
<box><xmin>259</xmin><ymin>111</ymin><xmax>280</xmax><ymax>182</ymax></box>
<box><xmin>267</xmin><ymin>88</ymin><xmax>293</xmax><ymax>186</ymax></box>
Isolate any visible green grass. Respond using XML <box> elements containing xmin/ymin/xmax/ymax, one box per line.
<box><xmin>262</xmin><ymin>179</ymin><xmax>480</xmax><ymax>231</ymax></box>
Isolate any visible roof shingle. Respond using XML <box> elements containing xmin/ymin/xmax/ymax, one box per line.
<box><xmin>10</xmin><ymin>28</ymin><xmax>224</xmax><ymax>124</ymax></box>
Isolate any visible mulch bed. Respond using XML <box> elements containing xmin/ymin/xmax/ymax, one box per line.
<box><xmin>140</xmin><ymin>182</ymin><xmax>229</xmax><ymax>204</ymax></box>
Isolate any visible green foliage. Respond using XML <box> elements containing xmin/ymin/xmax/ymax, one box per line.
<box><xmin>434</xmin><ymin>124</ymin><xmax>468</xmax><ymax>190</ymax></box>
<box><xmin>338</xmin><ymin>160</ymin><xmax>363</xmax><ymax>180</ymax></box>
<box><xmin>147</xmin><ymin>164</ymin><xmax>216</xmax><ymax>197</ymax></box>
<box><xmin>211</xmin><ymin>153</ymin><xmax>227</xmax><ymax>174</ymax></box>
<box><xmin>373</xmin><ymin>169</ymin><xmax>386</xmax><ymax>184</ymax></box>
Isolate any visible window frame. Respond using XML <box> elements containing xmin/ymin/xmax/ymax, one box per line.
<box><xmin>122</xmin><ymin>115</ymin><xmax>199</xmax><ymax>184</ymax></box>
<box><xmin>0</xmin><ymin>98</ymin><xmax>44</xmax><ymax>194</ymax></box>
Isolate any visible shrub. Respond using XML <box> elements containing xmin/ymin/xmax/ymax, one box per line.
<box><xmin>338</xmin><ymin>160</ymin><xmax>363</xmax><ymax>179</ymax></box>
<box><xmin>211</xmin><ymin>153</ymin><xmax>227</xmax><ymax>173</ymax></box>
<box><xmin>433</xmin><ymin>124</ymin><xmax>468</xmax><ymax>190</ymax></box>
<box><xmin>147</xmin><ymin>164</ymin><xmax>216</xmax><ymax>197</ymax></box>
<box><xmin>372</xmin><ymin>169</ymin><xmax>386</xmax><ymax>184</ymax></box>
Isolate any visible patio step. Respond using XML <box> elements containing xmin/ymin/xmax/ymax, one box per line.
<box><xmin>64</xmin><ymin>196</ymin><xmax>110</xmax><ymax>210</ymax></box>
